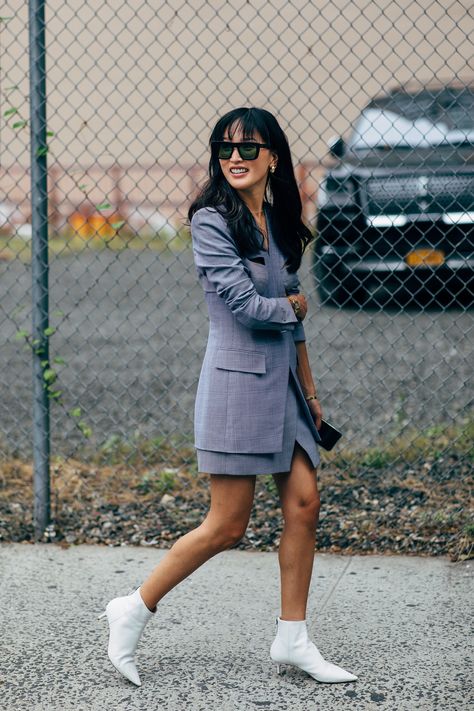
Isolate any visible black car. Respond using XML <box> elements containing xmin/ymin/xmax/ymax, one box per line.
<box><xmin>314</xmin><ymin>82</ymin><xmax>474</xmax><ymax>306</ymax></box>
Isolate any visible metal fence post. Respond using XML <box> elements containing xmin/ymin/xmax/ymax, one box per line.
<box><xmin>29</xmin><ymin>0</ymin><xmax>50</xmax><ymax>538</ymax></box>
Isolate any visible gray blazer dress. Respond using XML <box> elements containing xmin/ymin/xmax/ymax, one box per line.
<box><xmin>191</xmin><ymin>205</ymin><xmax>321</xmax><ymax>475</ymax></box>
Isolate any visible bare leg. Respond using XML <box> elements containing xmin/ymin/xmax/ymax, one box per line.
<box><xmin>272</xmin><ymin>444</ymin><xmax>320</xmax><ymax>621</ymax></box>
<box><xmin>140</xmin><ymin>474</ymin><xmax>256</xmax><ymax>610</ymax></box>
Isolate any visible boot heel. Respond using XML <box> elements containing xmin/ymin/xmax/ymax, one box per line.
<box><xmin>276</xmin><ymin>662</ymin><xmax>284</xmax><ymax>675</ymax></box>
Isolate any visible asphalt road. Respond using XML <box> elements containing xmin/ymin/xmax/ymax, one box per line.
<box><xmin>1</xmin><ymin>246</ymin><xmax>472</xmax><ymax>459</ymax></box>
<box><xmin>1</xmin><ymin>544</ymin><xmax>472</xmax><ymax>711</ymax></box>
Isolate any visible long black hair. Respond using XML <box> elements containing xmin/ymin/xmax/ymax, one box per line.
<box><xmin>188</xmin><ymin>107</ymin><xmax>312</xmax><ymax>272</ymax></box>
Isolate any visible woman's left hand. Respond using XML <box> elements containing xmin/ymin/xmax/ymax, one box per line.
<box><xmin>307</xmin><ymin>396</ymin><xmax>323</xmax><ymax>431</ymax></box>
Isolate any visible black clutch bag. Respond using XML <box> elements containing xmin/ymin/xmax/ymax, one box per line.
<box><xmin>317</xmin><ymin>419</ymin><xmax>342</xmax><ymax>451</ymax></box>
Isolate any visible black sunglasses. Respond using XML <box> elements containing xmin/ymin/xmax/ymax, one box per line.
<box><xmin>211</xmin><ymin>141</ymin><xmax>270</xmax><ymax>161</ymax></box>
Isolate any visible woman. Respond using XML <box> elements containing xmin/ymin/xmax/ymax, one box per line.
<box><xmin>100</xmin><ymin>107</ymin><xmax>357</xmax><ymax>687</ymax></box>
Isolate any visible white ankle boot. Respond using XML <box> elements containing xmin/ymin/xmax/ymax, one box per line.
<box><xmin>270</xmin><ymin>617</ymin><xmax>358</xmax><ymax>683</ymax></box>
<box><xmin>99</xmin><ymin>588</ymin><xmax>154</xmax><ymax>686</ymax></box>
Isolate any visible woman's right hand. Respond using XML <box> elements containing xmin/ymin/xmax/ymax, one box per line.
<box><xmin>288</xmin><ymin>293</ymin><xmax>308</xmax><ymax>321</ymax></box>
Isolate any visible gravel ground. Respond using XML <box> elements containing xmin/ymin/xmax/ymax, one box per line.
<box><xmin>0</xmin><ymin>436</ymin><xmax>472</xmax><ymax>559</ymax></box>
<box><xmin>1</xmin><ymin>245</ymin><xmax>472</xmax><ymax>461</ymax></box>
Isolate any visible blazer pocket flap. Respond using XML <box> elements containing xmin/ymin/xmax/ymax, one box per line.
<box><xmin>215</xmin><ymin>348</ymin><xmax>266</xmax><ymax>374</ymax></box>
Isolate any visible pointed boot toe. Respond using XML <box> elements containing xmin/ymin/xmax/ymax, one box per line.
<box><xmin>110</xmin><ymin>659</ymin><xmax>141</xmax><ymax>687</ymax></box>
<box><xmin>308</xmin><ymin>657</ymin><xmax>358</xmax><ymax>683</ymax></box>
<box><xmin>107</xmin><ymin>641</ymin><xmax>142</xmax><ymax>687</ymax></box>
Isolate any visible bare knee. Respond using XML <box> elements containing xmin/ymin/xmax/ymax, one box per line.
<box><xmin>213</xmin><ymin>523</ymin><xmax>247</xmax><ymax>550</ymax></box>
<box><xmin>201</xmin><ymin>517</ymin><xmax>248</xmax><ymax>551</ymax></box>
<box><xmin>284</xmin><ymin>493</ymin><xmax>321</xmax><ymax>530</ymax></box>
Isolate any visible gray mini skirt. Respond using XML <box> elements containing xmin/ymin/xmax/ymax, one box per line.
<box><xmin>196</xmin><ymin>371</ymin><xmax>320</xmax><ymax>476</ymax></box>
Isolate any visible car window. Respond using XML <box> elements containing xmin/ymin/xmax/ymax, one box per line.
<box><xmin>349</xmin><ymin>91</ymin><xmax>474</xmax><ymax>149</ymax></box>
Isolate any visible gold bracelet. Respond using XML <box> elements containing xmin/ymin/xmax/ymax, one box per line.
<box><xmin>288</xmin><ymin>296</ymin><xmax>302</xmax><ymax>320</ymax></box>
<box><xmin>305</xmin><ymin>394</ymin><xmax>318</xmax><ymax>402</ymax></box>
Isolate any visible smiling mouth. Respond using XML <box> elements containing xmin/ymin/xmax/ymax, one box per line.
<box><xmin>230</xmin><ymin>168</ymin><xmax>249</xmax><ymax>174</ymax></box>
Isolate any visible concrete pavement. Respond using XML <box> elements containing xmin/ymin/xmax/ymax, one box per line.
<box><xmin>0</xmin><ymin>544</ymin><xmax>472</xmax><ymax>711</ymax></box>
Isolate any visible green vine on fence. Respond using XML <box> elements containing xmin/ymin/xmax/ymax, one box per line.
<box><xmin>15</xmin><ymin>320</ymin><xmax>92</xmax><ymax>439</ymax></box>
<box><xmin>3</xmin><ymin>64</ymin><xmax>88</xmax><ymax>439</ymax></box>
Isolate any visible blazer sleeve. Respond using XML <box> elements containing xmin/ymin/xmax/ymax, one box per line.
<box><xmin>191</xmin><ymin>208</ymin><xmax>299</xmax><ymax>331</ymax></box>
<box><xmin>291</xmin><ymin>320</ymin><xmax>306</xmax><ymax>343</ymax></box>
<box><xmin>284</xmin><ymin>267</ymin><xmax>306</xmax><ymax>343</ymax></box>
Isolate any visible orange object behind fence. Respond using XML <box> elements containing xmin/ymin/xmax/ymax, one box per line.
<box><xmin>68</xmin><ymin>212</ymin><xmax>124</xmax><ymax>239</ymax></box>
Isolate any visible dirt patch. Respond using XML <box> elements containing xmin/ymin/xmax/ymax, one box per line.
<box><xmin>1</xmin><ymin>448</ymin><xmax>472</xmax><ymax>561</ymax></box>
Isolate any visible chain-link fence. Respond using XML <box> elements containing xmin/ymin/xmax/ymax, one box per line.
<box><xmin>1</xmin><ymin>1</ymin><xmax>473</xmax><ymax>555</ymax></box>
